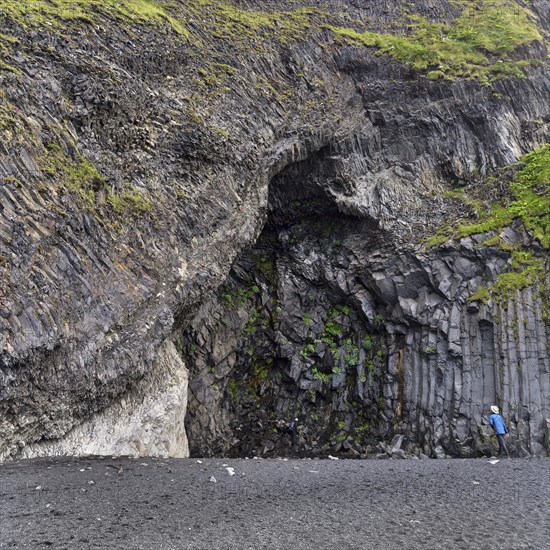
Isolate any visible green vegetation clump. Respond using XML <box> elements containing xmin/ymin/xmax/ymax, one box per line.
<box><xmin>362</xmin><ymin>334</ymin><xmax>373</xmax><ymax>351</ymax></box>
<box><xmin>257</xmin><ymin>256</ymin><xmax>274</xmax><ymax>277</ymax></box>
<box><xmin>63</xmin><ymin>158</ymin><xmax>104</xmax><ymax>208</ymax></box>
<box><xmin>227</xmin><ymin>380</ymin><xmax>238</xmax><ymax>402</ymax></box>
<box><xmin>0</xmin><ymin>0</ymin><xmax>187</xmax><ymax>36</ymax></box>
<box><xmin>0</xmin><ymin>97</ymin><xmax>20</xmax><ymax>135</ymax></box>
<box><xmin>195</xmin><ymin>62</ymin><xmax>238</xmax><ymax>92</ymax></box>
<box><xmin>444</xmin><ymin>189</ymin><xmax>484</xmax><ymax>214</ymax></box>
<box><xmin>299</xmin><ymin>343</ymin><xmax>316</xmax><ymax>360</ymax></box>
<box><xmin>107</xmin><ymin>184</ymin><xmax>153</xmax><ymax>215</ymax></box>
<box><xmin>509</xmin><ymin>146</ymin><xmax>550</xmax><ymax>247</ymax></box>
<box><xmin>1</xmin><ymin>0</ymin><xmax>544</xmax><ymax>88</ymax></box>
<box><xmin>311</xmin><ymin>367</ymin><xmax>331</xmax><ymax>384</ymax></box>
<box><xmin>40</xmin><ymin>144</ymin><xmax>153</xmax><ymax>216</ymax></box>
<box><xmin>469</xmin><ymin>249</ymin><xmax>545</xmax><ymax>304</ymax></box>
<box><xmin>457</xmin><ymin>145</ymin><xmax>550</xmax><ymax>248</ymax></box>
<box><xmin>1</xmin><ymin>92</ymin><xmax>152</xmax><ymax>218</ymax></box>
<box><xmin>226</xmin><ymin>355</ymin><xmax>273</xmax><ymax>401</ymax></box>
<box><xmin>300</xmin><ymin>304</ymin><xmax>382</xmax><ymax>384</ymax></box>
<box><xmin>0</xmin><ymin>33</ymin><xmax>19</xmax><ymax>73</ymax></box>
<box><xmin>328</xmin><ymin>0</ymin><xmax>544</xmax><ymax>84</ymax></box>
<box><xmin>354</xmin><ymin>422</ymin><xmax>370</xmax><ymax>436</ymax></box>
<box><xmin>221</xmin><ymin>283</ymin><xmax>261</xmax><ymax>309</ymax></box>
<box><xmin>186</xmin><ymin>1</ymin><xmax>320</xmax><ymax>45</ymax></box>
<box><xmin>425</xmin><ymin>232</ymin><xmax>452</xmax><ymax>248</ymax></box>
<box><xmin>1</xmin><ymin>0</ymin><xmax>324</xmax><ymax>76</ymax></box>
<box><xmin>426</xmin><ymin>145</ymin><xmax>549</xmax><ymax>305</ymax></box>
<box><xmin>343</xmin><ymin>338</ymin><xmax>359</xmax><ymax>368</ymax></box>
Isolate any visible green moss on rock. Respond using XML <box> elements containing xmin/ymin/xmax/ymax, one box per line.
<box><xmin>40</xmin><ymin>144</ymin><xmax>153</xmax><ymax>218</ymax></box>
<box><xmin>186</xmin><ymin>0</ymin><xmax>321</xmax><ymax>46</ymax></box>
<box><xmin>328</xmin><ymin>0</ymin><xmax>544</xmax><ymax>84</ymax></box>
<box><xmin>425</xmin><ymin>146</ymin><xmax>549</xmax><ymax>305</ymax></box>
<box><xmin>0</xmin><ymin>0</ymin><xmax>187</xmax><ymax>36</ymax></box>
<box><xmin>458</xmin><ymin>145</ymin><xmax>550</xmax><ymax>248</ymax></box>
<box><xmin>469</xmin><ymin>251</ymin><xmax>544</xmax><ymax>305</ymax></box>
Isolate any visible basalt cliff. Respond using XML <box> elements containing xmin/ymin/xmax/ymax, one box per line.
<box><xmin>0</xmin><ymin>0</ymin><xmax>549</xmax><ymax>461</ymax></box>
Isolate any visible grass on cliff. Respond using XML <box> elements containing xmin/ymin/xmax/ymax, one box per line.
<box><xmin>1</xmin><ymin>0</ymin><xmax>321</xmax><ymax>45</ymax></box>
<box><xmin>1</xmin><ymin>0</ymin><xmax>544</xmax><ymax>85</ymax></box>
<box><xmin>0</xmin><ymin>0</ymin><xmax>187</xmax><ymax>36</ymax></box>
<box><xmin>1</xmin><ymin>0</ymin><xmax>323</xmax><ymax>84</ymax></box>
<box><xmin>456</xmin><ymin>145</ymin><xmax>550</xmax><ymax>248</ymax></box>
<box><xmin>41</xmin><ymin>144</ymin><xmax>153</xmax><ymax>217</ymax></box>
<box><xmin>187</xmin><ymin>0</ymin><xmax>319</xmax><ymax>41</ymax></box>
<box><xmin>427</xmin><ymin>145</ymin><xmax>549</xmax><ymax>304</ymax></box>
<box><xmin>1</xmin><ymin>89</ymin><xmax>153</xmax><ymax>219</ymax></box>
<box><xmin>328</xmin><ymin>0</ymin><xmax>544</xmax><ymax>84</ymax></box>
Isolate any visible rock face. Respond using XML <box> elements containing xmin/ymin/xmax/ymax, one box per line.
<box><xmin>19</xmin><ymin>340</ymin><xmax>189</xmax><ymax>459</ymax></box>
<box><xmin>0</xmin><ymin>0</ymin><xmax>549</xmax><ymax>460</ymax></box>
<box><xmin>183</xmin><ymin>216</ymin><xmax>550</xmax><ymax>458</ymax></box>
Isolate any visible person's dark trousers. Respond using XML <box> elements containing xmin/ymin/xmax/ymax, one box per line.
<box><xmin>496</xmin><ymin>434</ymin><xmax>510</xmax><ymax>458</ymax></box>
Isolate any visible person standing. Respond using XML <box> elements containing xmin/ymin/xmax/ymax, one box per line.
<box><xmin>489</xmin><ymin>405</ymin><xmax>510</xmax><ymax>458</ymax></box>
<box><xmin>288</xmin><ymin>417</ymin><xmax>298</xmax><ymax>447</ymax></box>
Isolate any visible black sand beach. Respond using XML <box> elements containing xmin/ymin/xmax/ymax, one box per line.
<box><xmin>1</xmin><ymin>457</ymin><xmax>548</xmax><ymax>550</ymax></box>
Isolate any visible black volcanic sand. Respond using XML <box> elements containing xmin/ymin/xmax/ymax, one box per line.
<box><xmin>1</xmin><ymin>457</ymin><xmax>548</xmax><ymax>550</ymax></box>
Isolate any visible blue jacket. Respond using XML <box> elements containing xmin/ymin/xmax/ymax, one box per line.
<box><xmin>489</xmin><ymin>413</ymin><xmax>508</xmax><ymax>435</ymax></box>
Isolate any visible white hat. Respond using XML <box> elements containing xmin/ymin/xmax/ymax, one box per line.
<box><xmin>490</xmin><ymin>405</ymin><xmax>499</xmax><ymax>414</ymax></box>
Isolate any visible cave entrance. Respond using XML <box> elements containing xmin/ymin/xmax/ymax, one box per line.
<box><xmin>180</xmin><ymin>148</ymin><xmax>392</xmax><ymax>458</ymax></box>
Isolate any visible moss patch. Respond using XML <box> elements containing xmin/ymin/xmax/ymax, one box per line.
<box><xmin>1</xmin><ymin>0</ymin><xmax>325</xmax><ymax>51</ymax></box>
<box><xmin>0</xmin><ymin>0</ymin><xmax>187</xmax><ymax>36</ymax></box>
<box><xmin>457</xmin><ymin>145</ymin><xmax>550</xmax><ymax>248</ymax></box>
<box><xmin>328</xmin><ymin>0</ymin><xmax>544</xmax><ymax>84</ymax></box>
<box><xmin>469</xmin><ymin>249</ymin><xmax>545</xmax><ymax>304</ymax></box>
<box><xmin>427</xmin><ymin>145</ymin><xmax>549</xmax><ymax>305</ymax></box>
<box><xmin>41</xmin><ymin>144</ymin><xmax>153</xmax><ymax>217</ymax></box>
<box><xmin>186</xmin><ymin>1</ymin><xmax>321</xmax><ymax>46</ymax></box>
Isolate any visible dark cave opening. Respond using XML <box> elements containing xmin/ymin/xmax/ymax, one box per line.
<box><xmin>181</xmin><ymin>150</ymin><xmax>394</xmax><ymax>458</ymax></box>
